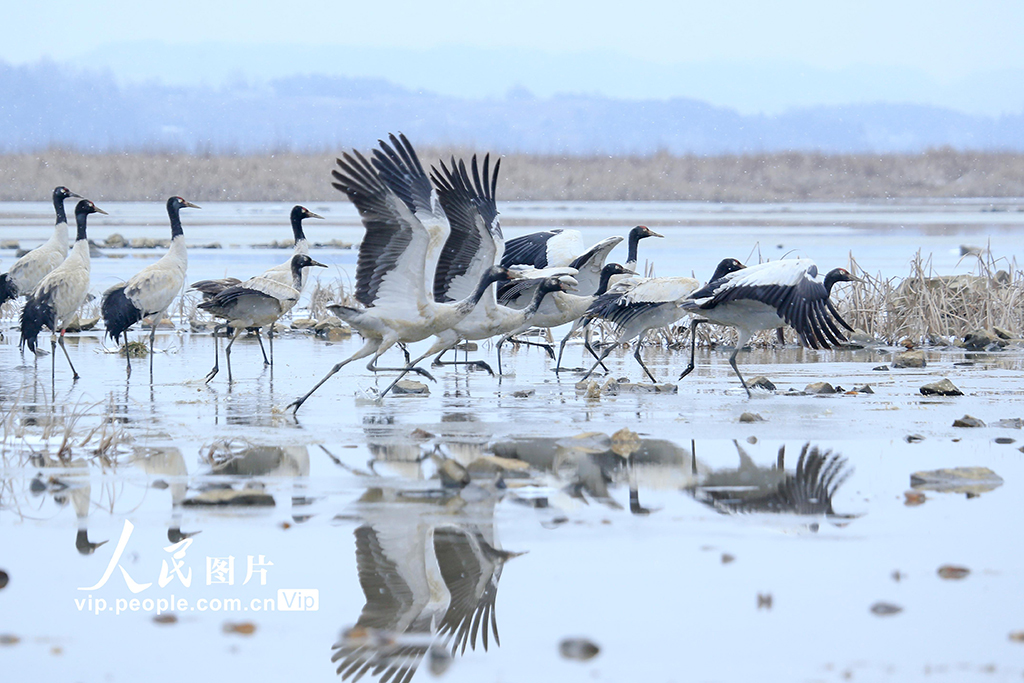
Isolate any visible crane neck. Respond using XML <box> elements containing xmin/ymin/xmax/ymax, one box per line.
<box><xmin>291</xmin><ymin>214</ymin><xmax>307</xmax><ymax>243</ymax></box>
<box><xmin>53</xmin><ymin>193</ymin><xmax>68</xmax><ymax>226</ymax></box>
<box><xmin>167</xmin><ymin>204</ymin><xmax>185</xmax><ymax>238</ymax></box>
<box><xmin>524</xmin><ymin>283</ymin><xmax>551</xmax><ymax>316</ymax></box>
<box><xmin>627</xmin><ymin>231</ymin><xmax>641</xmax><ymax>267</ymax></box>
<box><xmin>74</xmin><ymin>209</ymin><xmax>91</xmax><ymax>242</ymax></box>
<box><xmin>457</xmin><ymin>270</ymin><xmax>502</xmax><ymax>315</ymax></box>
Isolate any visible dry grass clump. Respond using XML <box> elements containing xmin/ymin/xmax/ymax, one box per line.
<box><xmin>3</xmin><ymin>148</ymin><xmax>1024</xmax><ymax>202</ymax></box>
<box><xmin>307</xmin><ymin>276</ymin><xmax>356</xmax><ymax>321</ymax></box>
<box><xmin>836</xmin><ymin>250</ymin><xmax>1023</xmax><ymax>344</ymax></box>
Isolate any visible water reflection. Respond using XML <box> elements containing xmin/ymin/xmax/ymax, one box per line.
<box><xmin>690</xmin><ymin>441</ymin><xmax>855</xmax><ymax>521</ymax></box>
<box><xmin>333</xmin><ymin>479</ymin><xmax>519</xmax><ymax>683</ymax></box>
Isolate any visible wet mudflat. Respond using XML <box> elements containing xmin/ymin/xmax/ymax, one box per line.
<box><xmin>1</xmin><ymin>200</ymin><xmax>1023</xmax><ymax>682</ymax></box>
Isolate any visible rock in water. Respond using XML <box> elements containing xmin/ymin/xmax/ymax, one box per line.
<box><xmin>937</xmin><ymin>565</ymin><xmax>970</xmax><ymax>580</ymax></box>
<box><xmin>739</xmin><ymin>412</ymin><xmax>765</xmax><ymax>423</ymax></box>
<box><xmin>870</xmin><ymin>602</ymin><xmax>903</xmax><ymax>616</ymax></box>
<box><xmin>952</xmin><ymin>415</ymin><xmax>985</xmax><ymax>428</ymax></box>
<box><xmin>910</xmin><ymin>466</ymin><xmax>1003</xmax><ymax>494</ymax></box>
<box><xmin>749</xmin><ymin>376</ymin><xmax>776</xmax><ymax>391</ymax></box>
<box><xmin>392</xmin><ymin>380</ymin><xmax>429</xmax><ymax>395</ymax></box>
<box><xmin>892</xmin><ymin>350</ymin><xmax>926</xmax><ymax>368</ymax></box>
<box><xmin>963</xmin><ymin>329</ymin><xmax>1004</xmax><ymax>350</ymax></box>
<box><xmin>920</xmin><ymin>379</ymin><xmax>963</xmax><ymax>396</ymax></box>
<box><xmin>559</xmin><ymin>637</ymin><xmax>600</xmax><ymax>661</ymax></box>
<box><xmin>804</xmin><ymin>382</ymin><xmax>836</xmax><ymax>394</ymax></box>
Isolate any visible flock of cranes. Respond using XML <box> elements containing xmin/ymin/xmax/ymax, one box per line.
<box><xmin>1</xmin><ymin>135</ymin><xmax>858</xmax><ymax>406</ymax></box>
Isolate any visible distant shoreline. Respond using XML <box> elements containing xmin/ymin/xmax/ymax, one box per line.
<box><xmin>2</xmin><ymin>149</ymin><xmax>1023</xmax><ymax>203</ymax></box>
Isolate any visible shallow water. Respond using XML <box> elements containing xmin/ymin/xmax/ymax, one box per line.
<box><xmin>1</xmin><ymin>200</ymin><xmax>1024</xmax><ymax>682</ymax></box>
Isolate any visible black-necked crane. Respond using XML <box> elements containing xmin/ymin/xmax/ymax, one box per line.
<box><xmin>497</xmin><ymin>262</ymin><xmax>629</xmax><ymax>375</ymax></box>
<box><xmin>287</xmin><ymin>134</ymin><xmax>516</xmax><ymax>412</ymax></box>
<box><xmin>501</xmin><ymin>224</ymin><xmax>661</xmax><ymax>279</ymax></box>
<box><xmin>677</xmin><ymin>258</ymin><xmax>857</xmax><ymax>396</ymax></box>
<box><xmin>101</xmin><ymin>196</ymin><xmax>199</xmax><ymax>377</ymax></box>
<box><xmin>424</xmin><ymin>154</ymin><xmax>582</xmax><ymax>376</ymax></box>
<box><xmin>198</xmin><ymin>253</ymin><xmax>327</xmax><ymax>383</ymax></box>
<box><xmin>19</xmin><ymin>200</ymin><xmax>107</xmax><ymax>382</ymax></box>
<box><xmin>577</xmin><ymin>258</ymin><xmax>746</xmax><ymax>383</ymax></box>
<box><xmin>190</xmin><ymin>205</ymin><xmax>324</xmax><ymax>367</ymax></box>
<box><xmin>1</xmin><ymin>186</ymin><xmax>81</xmax><ymax>305</ymax></box>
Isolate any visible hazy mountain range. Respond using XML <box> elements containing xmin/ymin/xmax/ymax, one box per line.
<box><xmin>3</xmin><ymin>58</ymin><xmax>1023</xmax><ymax>155</ymax></box>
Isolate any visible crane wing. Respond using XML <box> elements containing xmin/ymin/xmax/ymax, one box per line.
<box><xmin>431</xmin><ymin>154</ymin><xmax>503</xmax><ymax>303</ymax></box>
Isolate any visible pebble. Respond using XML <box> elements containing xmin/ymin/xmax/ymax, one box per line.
<box><xmin>739</xmin><ymin>412</ymin><xmax>765</xmax><ymax>423</ymax></box>
<box><xmin>994</xmin><ymin>437</ymin><xmax>1016</xmax><ymax>445</ymax></box>
<box><xmin>852</xmin><ymin>384</ymin><xmax>874</xmax><ymax>394</ymax></box>
<box><xmin>290</xmin><ymin>318</ymin><xmax>317</xmax><ymax>330</ymax></box>
<box><xmin>992</xmin><ymin>418</ymin><xmax>1023</xmax><ymax>429</ymax></box>
<box><xmin>748</xmin><ymin>376</ymin><xmax>776</xmax><ymax>391</ymax></box>
<box><xmin>905</xmin><ymin>434</ymin><xmax>925</xmax><ymax>443</ymax></box>
<box><xmin>872</xmin><ymin>365</ymin><xmax>890</xmax><ymax>371</ymax></box>
<box><xmin>952</xmin><ymin>415</ymin><xmax>985</xmax><ymax>428</ymax></box>
<box><xmin>512</xmin><ymin>389</ymin><xmax>535</xmax><ymax>398</ymax></box>
<box><xmin>0</xmin><ymin>570</ymin><xmax>7</xmax><ymax>590</ymax></box>
<box><xmin>937</xmin><ymin>565</ymin><xmax>970</xmax><ymax>580</ymax></box>
<box><xmin>804</xmin><ymin>382</ymin><xmax>836</xmax><ymax>394</ymax></box>
<box><xmin>153</xmin><ymin>614</ymin><xmax>178</xmax><ymax>624</ymax></box>
<box><xmin>892</xmin><ymin>350</ymin><xmax>926</xmax><ymax>368</ymax></box>
<box><xmin>222</xmin><ymin>622</ymin><xmax>257</xmax><ymax>636</ymax></box>
<box><xmin>392</xmin><ymin>380</ymin><xmax>429</xmax><ymax>395</ymax></box>
<box><xmin>904</xmin><ymin>491</ymin><xmax>926</xmax><ymax>506</ymax></box>
<box><xmin>559</xmin><ymin>637</ymin><xmax>600</xmax><ymax>661</ymax></box>
<box><xmin>920</xmin><ymin>378</ymin><xmax>963</xmax><ymax>396</ymax></box>
<box><xmin>0</xmin><ymin>634</ymin><xmax>21</xmax><ymax>645</ymax></box>
<box><xmin>870</xmin><ymin>602</ymin><xmax>903</xmax><ymax>616</ymax></box>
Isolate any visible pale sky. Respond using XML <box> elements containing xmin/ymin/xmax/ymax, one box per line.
<box><xmin>5</xmin><ymin>0</ymin><xmax>1024</xmax><ymax>112</ymax></box>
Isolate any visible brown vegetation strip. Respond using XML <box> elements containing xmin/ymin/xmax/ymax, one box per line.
<box><xmin>2</xmin><ymin>149</ymin><xmax>1023</xmax><ymax>202</ymax></box>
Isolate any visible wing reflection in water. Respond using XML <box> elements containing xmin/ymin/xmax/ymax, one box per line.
<box><xmin>332</xmin><ymin>482</ymin><xmax>520</xmax><ymax>683</ymax></box>
<box><xmin>692</xmin><ymin>442</ymin><xmax>855</xmax><ymax>520</ymax></box>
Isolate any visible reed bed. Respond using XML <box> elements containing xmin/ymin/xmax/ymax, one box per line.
<box><xmin>3</xmin><ymin>149</ymin><xmax>1024</xmax><ymax>202</ymax></box>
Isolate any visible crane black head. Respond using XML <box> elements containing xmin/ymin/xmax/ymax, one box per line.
<box><xmin>290</xmin><ymin>205</ymin><xmax>324</xmax><ymax>241</ymax></box>
<box><xmin>52</xmin><ymin>186</ymin><xmax>82</xmax><ymax>224</ymax></box>
<box><xmin>598</xmin><ymin>263</ymin><xmax>630</xmax><ymax>294</ymax></box>
<box><xmin>166</xmin><ymin>196</ymin><xmax>200</xmax><ymax>237</ymax></box>
<box><xmin>74</xmin><ymin>199</ymin><xmax>107</xmax><ymax>241</ymax></box>
<box><xmin>824</xmin><ymin>268</ymin><xmax>858</xmax><ymax>293</ymax></box>
<box><xmin>630</xmin><ymin>225</ymin><xmax>663</xmax><ymax>241</ymax></box>
<box><xmin>710</xmin><ymin>258</ymin><xmax>745</xmax><ymax>282</ymax></box>
<box><xmin>290</xmin><ymin>253</ymin><xmax>328</xmax><ymax>275</ymax></box>
<box><xmin>53</xmin><ymin>186</ymin><xmax>81</xmax><ymax>202</ymax></box>
<box><xmin>539</xmin><ymin>275</ymin><xmax>577</xmax><ymax>294</ymax></box>
<box><xmin>484</xmin><ymin>265</ymin><xmax>514</xmax><ymax>284</ymax></box>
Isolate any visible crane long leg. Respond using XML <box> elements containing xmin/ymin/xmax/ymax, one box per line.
<box><xmin>149</xmin><ymin>316</ymin><xmax>159</xmax><ymax>375</ymax></box>
<box><xmin>204</xmin><ymin>325</ymin><xmax>224</xmax><ymax>383</ymax></box>
<box><xmin>379</xmin><ymin>341</ymin><xmax>451</xmax><ymax>397</ymax></box>
<box><xmin>429</xmin><ymin>349</ymin><xmax>495</xmax><ymax>376</ymax></box>
<box><xmin>58</xmin><ymin>329</ymin><xmax>79</xmax><ymax>380</ymax></box>
<box><xmin>632</xmin><ymin>331</ymin><xmax>657</xmax><ymax>383</ymax></box>
<box><xmin>555</xmin><ymin>318</ymin><xmax>586</xmax><ymax>372</ymax></box>
<box><xmin>288</xmin><ymin>338</ymin><xmax>384</xmax><ymax>413</ymax></box>
<box><xmin>580</xmin><ymin>338</ymin><xmax>618</xmax><ymax>382</ymax></box>
<box><xmin>508</xmin><ymin>335</ymin><xmax>555</xmax><ymax>359</ymax></box>
<box><xmin>51</xmin><ymin>334</ymin><xmax>57</xmax><ymax>387</ymax></box>
<box><xmin>730</xmin><ymin>329</ymin><xmax>752</xmax><ymax>398</ymax></box>
<box><xmin>224</xmin><ymin>328</ymin><xmax>242</xmax><ymax>383</ymax></box>
<box><xmin>678</xmin><ymin>319</ymin><xmax>705</xmax><ymax>381</ymax></box>
<box><xmin>583</xmin><ymin>329</ymin><xmax>611</xmax><ymax>372</ymax></box>
<box><xmin>122</xmin><ymin>332</ymin><xmax>132</xmax><ymax>378</ymax></box>
<box><xmin>268</xmin><ymin>326</ymin><xmax>274</xmax><ymax>366</ymax></box>
<box><xmin>254</xmin><ymin>329</ymin><xmax>270</xmax><ymax>366</ymax></box>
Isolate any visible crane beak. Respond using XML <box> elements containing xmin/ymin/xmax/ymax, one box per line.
<box><xmin>648</xmin><ymin>229</ymin><xmax>664</xmax><ymax>238</ymax></box>
<box><xmin>308</xmin><ymin>211</ymin><xmax>325</xmax><ymax>220</ymax></box>
<box><xmin>94</xmin><ymin>207</ymin><xmax>109</xmax><ymax>215</ymax></box>
<box><xmin>183</xmin><ymin>201</ymin><xmax>201</xmax><ymax>210</ymax></box>
<box><xmin>69</xmin><ymin>191</ymin><xmax>82</xmax><ymax>199</ymax></box>
<box><xmin>309</xmin><ymin>259</ymin><xmax>329</xmax><ymax>268</ymax></box>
